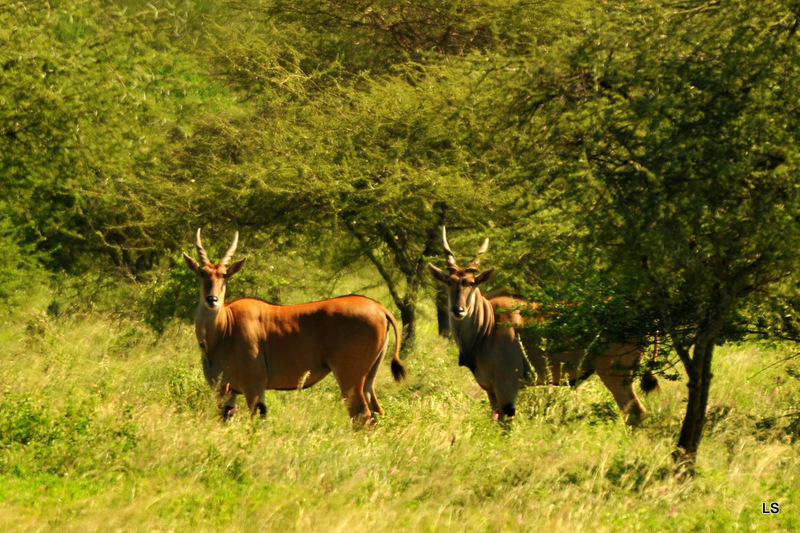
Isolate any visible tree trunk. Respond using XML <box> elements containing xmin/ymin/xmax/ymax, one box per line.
<box><xmin>661</xmin><ymin>282</ymin><xmax>733</xmax><ymax>472</ymax></box>
<box><xmin>397</xmin><ymin>299</ymin><xmax>416</xmax><ymax>350</ymax></box>
<box><xmin>674</xmin><ymin>340</ymin><xmax>714</xmax><ymax>471</ymax></box>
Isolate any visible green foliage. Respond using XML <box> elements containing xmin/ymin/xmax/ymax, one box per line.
<box><xmin>496</xmin><ymin>0</ymin><xmax>800</xmax><ymax>459</ymax></box>
<box><xmin>163</xmin><ymin>358</ymin><xmax>211</xmax><ymax>413</ymax></box>
<box><xmin>138</xmin><ymin>258</ymin><xmax>200</xmax><ymax>333</ymax></box>
<box><xmin>235</xmin><ymin>0</ymin><xmax>572</xmax><ymax>75</ymax></box>
<box><xmin>0</xmin><ymin>1</ymin><xmax>236</xmax><ymax>274</ymax></box>
<box><xmin>1</xmin><ymin>0</ymin><xmax>587</xmax><ymax>336</ymax></box>
<box><xmin>5</xmin><ymin>0</ymin><xmax>800</xmax><ymax>470</ymax></box>
<box><xmin>1</xmin><ymin>307</ymin><xmax>799</xmax><ymax>531</ymax></box>
<box><xmin>503</xmin><ymin>0</ymin><xmax>800</xmax><ymax>346</ymax></box>
<box><xmin>0</xmin><ymin>391</ymin><xmax>138</xmax><ymax>478</ymax></box>
<box><xmin>0</xmin><ymin>205</ymin><xmax>47</xmax><ymax>303</ymax></box>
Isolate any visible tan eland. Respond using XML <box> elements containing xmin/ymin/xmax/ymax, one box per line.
<box><xmin>183</xmin><ymin>229</ymin><xmax>405</xmax><ymax>424</ymax></box>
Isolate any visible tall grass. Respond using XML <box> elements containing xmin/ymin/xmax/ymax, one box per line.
<box><xmin>0</xmin><ymin>293</ymin><xmax>798</xmax><ymax>532</ymax></box>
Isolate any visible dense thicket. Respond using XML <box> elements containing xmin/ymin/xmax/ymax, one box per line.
<box><xmin>498</xmin><ymin>0</ymin><xmax>800</xmax><ymax>463</ymax></box>
<box><xmin>4</xmin><ymin>0</ymin><xmax>800</xmax><ymax>465</ymax></box>
<box><xmin>1</xmin><ymin>2</ymin><xmax>211</xmax><ymax>273</ymax></box>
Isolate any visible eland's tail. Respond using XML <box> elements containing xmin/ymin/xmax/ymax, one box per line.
<box><xmin>640</xmin><ymin>334</ymin><xmax>660</xmax><ymax>393</ymax></box>
<box><xmin>386</xmin><ymin>311</ymin><xmax>406</xmax><ymax>381</ymax></box>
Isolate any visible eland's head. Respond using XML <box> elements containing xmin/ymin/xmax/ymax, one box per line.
<box><xmin>427</xmin><ymin>226</ymin><xmax>494</xmax><ymax>320</ymax></box>
<box><xmin>182</xmin><ymin>229</ymin><xmax>246</xmax><ymax>311</ymax></box>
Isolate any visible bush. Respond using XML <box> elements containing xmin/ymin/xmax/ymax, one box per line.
<box><xmin>0</xmin><ymin>210</ymin><xmax>47</xmax><ymax>304</ymax></box>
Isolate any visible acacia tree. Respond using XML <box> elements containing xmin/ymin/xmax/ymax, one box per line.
<box><xmin>196</xmin><ymin>2</ymin><xmax>548</xmax><ymax>343</ymax></box>
<box><xmin>259</xmin><ymin>0</ymin><xmax>568</xmax><ymax>72</ymax></box>
<box><xmin>210</xmin><ymin>67</ymin><xmax>496</xmax><ymax>345</ymax></box>
<box><xmin>504</xmin><ymin>0</ymin><xmax>800</xmax><ymax>468</ymax></box>
<box><xmin>0</xmin><ymin>1</ymin><xmax>220</xmax><ymax>274</ymax></box>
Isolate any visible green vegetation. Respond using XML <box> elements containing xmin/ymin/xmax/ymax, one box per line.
<box><xmin>505</xmin><ymin>0</ymin><xmax>800</xmax><ymax>465</ymax></box>
<box><xmin>3</xmin><ymin>0</ymin><xmax>800</xmax><ymax>527</ymax></box>
<box><xmin>1</xmin><ymin>298</ymin><xmax>798</xmax><ymax>531</ymax></box>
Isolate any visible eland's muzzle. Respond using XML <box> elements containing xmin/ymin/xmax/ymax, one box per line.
<box><xmin>451</xmin><ymin>306</ymin><xmax>467</xmax><ymax>319</ymax></box>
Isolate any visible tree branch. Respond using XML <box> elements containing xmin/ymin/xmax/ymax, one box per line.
<box><xmin>344</xmin><ymin>220</ymin><xmax>404</xmax><ymax>310</ymax></box>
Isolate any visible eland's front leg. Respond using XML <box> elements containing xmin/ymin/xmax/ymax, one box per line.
<box><xmin>245</xmin><ymin>389</ymin><xmax>267</xmax><ymax>419</ymax></box>
<box><xmin>218</xmin><ymin>387</ymin><xmax>239</xmax><ymax>421</ymax></box>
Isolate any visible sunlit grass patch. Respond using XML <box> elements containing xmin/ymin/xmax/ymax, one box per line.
<box><xmin>0</xmin><ymin>302</ymin><xmax>799</xmax><ymax>532</ymax></box>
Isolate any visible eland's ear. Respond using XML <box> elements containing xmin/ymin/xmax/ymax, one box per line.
<box><xmin>225</xmin><ymin>258</ymin><xmax>247</xmax><ymax>278</ymax></box>
<box><xmin>474</xmin><ymin>268</ymin><xmax>495</xmax><ymax>286</ymax></box>
<box><xmin>183</xmin><ymin>253</ymin><xmax>200</xmax><ymax>275</ymax></box>
<box><xmin>427</xmin><ymin>263</ymin><xmax>449</xmax><ymax>284</ymax></box>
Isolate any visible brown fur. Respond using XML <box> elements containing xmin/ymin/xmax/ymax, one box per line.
<box><xmin>184</xmin><ymin>230</ymin><xmax>404</xmax><ymax>424</ymax></box>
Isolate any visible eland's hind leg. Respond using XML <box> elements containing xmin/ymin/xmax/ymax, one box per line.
<box><xmin>363</xmin><ymin>351</ymin><xmax>386</xmax><ymax>416</ymax></box>
<box><xmin>597</xmin><ymin>373</ymin><xmax>646</xmax><ymax>425</ymax></box>
<box><xmin>333</xmin><ymin>371</ymin><xmax>373</xmax><ymax>424</ymax></box>
<box><xmin>346</xmin><ymin>387</ymin><xmax>373</xmax><ymax>425</ymax></box>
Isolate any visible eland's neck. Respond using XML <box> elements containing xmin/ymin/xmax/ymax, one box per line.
<box><xmin>451</xmin><ymin>291</ymin><xmax>495</xmax><ymax>359</ymax></box>
<box><xmin>194</xmin><ymin>302</ymin><xmax>233</xmax><ymax>352</ymax></box>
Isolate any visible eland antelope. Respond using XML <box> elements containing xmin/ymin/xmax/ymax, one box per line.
<box><xmin>183</xmin><ymin>229</ymin><xmax>405</xmax><ymax>424</ymax></box>
<box><xmin>428</xmin><ymin>227</ymin><xmax>657</xmax><ymax>424</ymax></box>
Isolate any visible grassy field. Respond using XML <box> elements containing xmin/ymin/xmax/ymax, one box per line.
<box><xmin>0</xmin><ymin>289</ymin><xmax>798</xmax><ymax>532</ymax></box>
